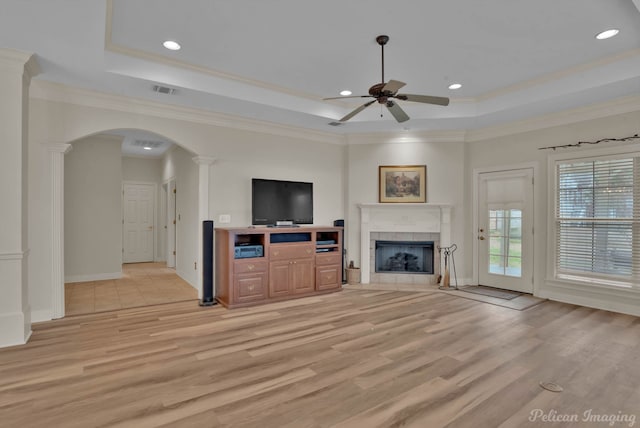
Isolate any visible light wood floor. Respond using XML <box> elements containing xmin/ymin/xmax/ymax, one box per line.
<box><xmin>2</xmin><ymin>289</ymin><xmax>639</xmax><ymax>427</ymax></box>
<box><xmin>65</xmin><ymin>262</ymin><xmax>198</xmax><ymax>316</ymax></box>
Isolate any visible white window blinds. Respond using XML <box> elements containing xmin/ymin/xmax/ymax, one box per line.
<box><xmin>555</xmin><ymin>155</ymin><xmax>640</xmax><ymax>287</ymax></box>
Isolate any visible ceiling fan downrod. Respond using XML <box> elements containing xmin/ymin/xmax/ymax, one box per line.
<box><xmin>376</xmin><ymin>35</ymin><xmax>389</xmax><ymax>84</ymax></box>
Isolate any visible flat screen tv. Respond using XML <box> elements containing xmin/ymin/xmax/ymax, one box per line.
<box><xmin>252</xmin><ymin>178</ymin><xmax>313</xmax><ymax>226</ymax></box>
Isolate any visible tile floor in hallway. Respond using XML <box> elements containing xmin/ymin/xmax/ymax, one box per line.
<box><xmin>64</xmin><ymin>262</ymin><xmax>198</xmax><ymax>316</ymax></box>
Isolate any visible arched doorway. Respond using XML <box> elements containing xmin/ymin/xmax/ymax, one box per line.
<box><xmin>58</xmin><ymin>129</ymin><xmax>201</xmax><ymax>316</ymax></box>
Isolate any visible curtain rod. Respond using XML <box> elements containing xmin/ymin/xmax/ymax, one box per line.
<box><xmin>538</xmin><ymin>133</ymin><xmax>639</xmax><ymax>151</ymax></box>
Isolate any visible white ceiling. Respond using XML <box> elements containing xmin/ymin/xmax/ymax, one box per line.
<box><xmin>2</xmin><ymin>0</ymin><xmax>640</xmax><ymax>144</ymax></box>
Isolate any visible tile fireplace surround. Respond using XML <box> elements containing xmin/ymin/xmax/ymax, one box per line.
<box><xmin>358</xmin><ymin>203</ymin><xmax>452</xmax><ymax>284</ymax></box>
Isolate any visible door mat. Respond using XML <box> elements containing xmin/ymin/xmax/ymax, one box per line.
<box><xmin>460</xmin><ymin>285</ymin><xmax>523</xmax><ymax>300</ymax></box>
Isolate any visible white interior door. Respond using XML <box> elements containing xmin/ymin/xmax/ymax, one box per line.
<box><xmin>477</xmin><ymin>169</ymin><xmax>534</xmax><ymax>293</ymax></box>
<box><xmin>123</xmin><ymin>183</ymin><xmax>155</xmax><ymax>263</ymax></box>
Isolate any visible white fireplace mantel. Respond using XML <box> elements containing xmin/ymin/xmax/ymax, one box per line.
<box><xmin>358</xmin><ymin>203</ymin><xmax>452</xmax><ymax>284</ymax></box>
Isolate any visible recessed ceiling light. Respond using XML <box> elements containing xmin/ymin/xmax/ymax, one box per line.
<box><xmin>448</xmin><ymin>83</ymin><xmax>462</xmax><ymax>90</ymax></box>
<box><xmin>595</xmin><ymin>29</ymin><xmax>619</xmax><ymax>40</ymax></box>
<box><xmin>143</xmin><ymin>147</ymin><xmax>152</xmax><ymax>150</ymax></box>
<box><xmin>163</xmin><ymin>40</ymin><xmax>181</xmax><ymax>51</ymax></box>
<box><xmin>340</xmin><ymin>90</ymin><xmax>352</xmax><ymax>96</ymax></box>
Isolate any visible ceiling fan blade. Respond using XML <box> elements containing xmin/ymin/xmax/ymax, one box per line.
<box><xmin>340</xmin><ymin>100</ymin><xmax>376</xmax><ymax>122</ymax></box>
<box><xmin>382</xmin><ymin>80</ymin><xmax>406</xmax><ymax>94</ymax></box>
<box><xmin>386</xmin><ymin>101</ymin><xmax>410</xmax><ymax>123</ymax></box>
<box><xmin>395</xmin><ymin>93</ymin><xmax>450</xmax><ymax>106</ymax></box>
<box><xmin>323</xmin><ymin>95</ymin><xmax>372</xmax><ymax>100</ymax></box>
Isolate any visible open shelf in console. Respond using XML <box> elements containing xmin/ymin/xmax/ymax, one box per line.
<box><xmin>315</xmin><ymin>230</ymin><xmax>340</xmax><ymax>252</ymax></box>
<box><xmin>234</xmin><ymin>233</ymin><xmax>265</xmax><ymax>259</ymax></box>
<box><xmin>235</xmin><ymin>233</ymin><xmax>265</xmax><ymax>247</ymax></box>
<box><xmin>270</xmin><ymin>232</ymin><xmax>312</xmax><ymax>244</ymax></box>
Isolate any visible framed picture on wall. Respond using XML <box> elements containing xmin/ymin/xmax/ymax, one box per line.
<box><xmin>378</xmin><ymin>165</ymin><xmax>426</xmax><ymax>203</ymax></box>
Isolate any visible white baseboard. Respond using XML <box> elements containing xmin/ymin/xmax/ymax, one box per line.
<box><xmin>65</xmin><ymin>271</ymin><xmax>122</xmax><ymax>283</ymax></box>
<box><xmin>0</xmin><ymin>311</ymin><xmax>31</xmax><ymax>348</ymax></box>
<box><xmin>540</xmin><ymin>281</ymin><xmax>640</xmax><ymax>317</ymax></box>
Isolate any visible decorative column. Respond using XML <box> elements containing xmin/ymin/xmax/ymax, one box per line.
<box><xmin>359</xmin><ymin>206</ymin><xmax>371</xmax><ymax>284</ymax></box>
<box><xmin>48</xmin><ymin>144</ymin><xmax>72</xmax><ymax>319</ymax></box>
<box><xmin>192</xmin><ymin>156</ymin><xmax>216</xmax><ymax>299</ymax></box>
<box><xmin>0</xmin><ymin>49</ymin><xmax>40</xmax><ymax>347</ymax></box>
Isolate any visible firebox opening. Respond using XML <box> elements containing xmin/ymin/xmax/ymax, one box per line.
<box><xmin>375</xmin><ymin>240</ymin><xmax>434</xmax><ymax>274</ymax></box>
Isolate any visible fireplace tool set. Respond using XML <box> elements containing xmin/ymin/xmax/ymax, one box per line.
<box><xmin>437</xmin><ymin>244</ymin><xmax>458</xmax><ymax>290</ymax></box>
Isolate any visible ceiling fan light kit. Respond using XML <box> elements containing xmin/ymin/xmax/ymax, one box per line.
<box><xmin>324</xmin><ymin>35</ymin><xmax>449</xmax><ymax>123</ymax></box>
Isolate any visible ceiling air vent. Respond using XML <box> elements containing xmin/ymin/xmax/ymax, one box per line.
<box><xmin>152</xmin><ymin>85</ymin><xmax>176</xmax><ymax>95</ymax></box>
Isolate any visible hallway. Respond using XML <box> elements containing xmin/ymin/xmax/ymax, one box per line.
<box><xmin>64</xmin><ymin>262</ymin><xmax>197</xmax><ymax>316</ymax></box>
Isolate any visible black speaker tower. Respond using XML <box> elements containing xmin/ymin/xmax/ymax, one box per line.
<box><xmin>200</xmin><ymin>220</ymin><xmax>217</xmax><ymax>306</ymax></box>
<box><xmin>334</xmin><ymin>219</ymin><xmax>346</xmax><ymax>283</ymax></box>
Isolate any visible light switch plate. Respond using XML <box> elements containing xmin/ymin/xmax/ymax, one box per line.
<box><xmin>219</xmin><ymin>214</ymin><xmax>231</xmax><ymax>223</ymax></box>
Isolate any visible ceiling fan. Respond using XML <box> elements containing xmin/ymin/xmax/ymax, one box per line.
<box><xmin>324</xmin><ymin>35</ymin><xmax>450</xmax><ymax>123</ymax></box>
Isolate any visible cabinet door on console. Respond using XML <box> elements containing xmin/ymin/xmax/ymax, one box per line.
<box><xmin>269</xmin><ymin>261</ymin><xmax>291</xmax><ymax>297</ymax></box>
<box><xmin>291</xmin><ymin>259</ymin><xmax>315</xmax><ymax>294</ymax></box>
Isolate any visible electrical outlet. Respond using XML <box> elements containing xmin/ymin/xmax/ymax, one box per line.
<box><xmin>219</xmin><ymin>214</ymin><xmax>231</xmax><ymax>223</ymax></box>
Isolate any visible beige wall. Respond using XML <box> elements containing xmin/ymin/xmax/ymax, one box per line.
<box><xmin>208</xmin><ymin>130</ymin><xmax>345</xmax><ymax>227</ymax></box>
<box><xmin>162</xmin><ymin>146</ymin><xmax>199</xmax><ymax>287</ymax></box>
<box><xmin>122</xmin><ymin>156</ymin><xmax>162</xmax><ymax>183</ymax></box>
<box><xmin>64</xmin><ymin>134</ymin><xmax>123</xmax><ymax>281</ymax></box>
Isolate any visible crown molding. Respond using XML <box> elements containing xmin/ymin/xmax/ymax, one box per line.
<box><xmin>29</xmin><ymin>80</ymin><xmax>344</xmax><ymax>145</ymax></box>
<box><xmin>466</xmin><ymin>94</ymin><xmax>640</xmax><ymax>142</ymax></box>
<box><xmin>28</xmin><ymin>79</ymin><xmax>640</xmax><ymax>146</ymax></box>
<box><xmin>346</xmin><ymin>130</ymin><xmax>467</xmax><ymax>145</ymax></box>
<box><xmin>476</xmin><ymin>49</ymin><xmax>640</xmax><ymax>102</ymax></box>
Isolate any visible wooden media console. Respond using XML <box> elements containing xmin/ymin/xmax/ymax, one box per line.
<box><xmin>215</xmin><ymin>226</ymin><xmax>343</xmax><ymax>308</ymax></box>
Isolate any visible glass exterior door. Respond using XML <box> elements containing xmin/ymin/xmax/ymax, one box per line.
<box><xmin>478</xmin><ymin>169</ymin><xmax>533</xmax><ymax>293</ymax></box>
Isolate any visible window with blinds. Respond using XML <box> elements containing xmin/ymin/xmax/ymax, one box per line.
<box><xmin>555</xmin><ymin>155</ymin><xmax>639</xmax><ymax>287</ymax></box>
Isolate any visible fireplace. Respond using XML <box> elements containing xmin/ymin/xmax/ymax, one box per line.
<box><xmin>359</xmin><ymin>203</ymin><xmax>452</xmax><ymax>285</ymax></box>
<box><xmin>375</xmin><ymin>241</ymin><xmax>434</xmax><ymax>274</ymax></box>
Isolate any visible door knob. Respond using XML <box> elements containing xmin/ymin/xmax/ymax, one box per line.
<box><xmin>478</xmin><ymin>236</ymin><xmax>485</xmax><ymax>240</ymax></box>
